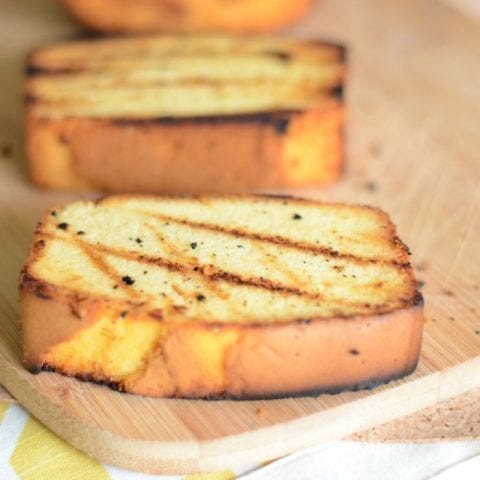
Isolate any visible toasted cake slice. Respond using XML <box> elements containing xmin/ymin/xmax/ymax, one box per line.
<box><xmin>25</xmin><ymin>35</ymin><xmax>345</xmax><ymax>194</ymax></box>
<box><xmin>20</xmin><ymin>195</ymin><xmax>423</xmax><ymax>398</ymax></box>
<box><xmin>62</xmin><ymin>0</ymin><xmax>313</xmax><ymax>34</ymax></box>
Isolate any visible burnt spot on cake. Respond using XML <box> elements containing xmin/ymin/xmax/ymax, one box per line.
<box><xmin>28</xmin><ymin>363</ymin><xmax>56</xmax><ymax>374</ymax></box>
<box><xmin>25</xmin><ymin>64</ymin><xmax>43</xmax><ymax>76</ymax></box>
<box><xmin>264</xmin><ymin>50</ymin><xmax>292</xmax><ymax>62</ymax></box>
<box><xmin>148</xmin><ymin>309</ymin><xmax>164</xmax><ymax>320</ymax></box>
<box><xmin>58</xmin><ymin>133</ymin><xmax>69</xmax><ymax>145</ymax></box>
<box><xmin>121</xmin><ymin>275</ymin><xmax>135</xmax><ymax>286</ymax></box>
<box><xmin>69</xmin><ymin>302</ymin><xmax>82</xmax><ymax>319</ymax></box>
<box><xmin>110</xmin><ymin>111</ymin><xmax>299</xmax><ymax>128</ymax></box>
<box><xmin>295</xmin><ymin>318</ymin><xmax>312</xmax><ymax>325</ymax></box>
<box><xmin>24</xmin><ymin>93</ymin><xmax>37</xmax><ymax>105</ymax></box>
<box><xmin>26</xmin><ymin>64</ymin><xmax>84</xmax><ymax>76</ymax></box>
<box><xmin>330</xmin><ymin>84</ymin><xmax>344</xmax><ymax>100</ymax></box>
<box><xmin>364</xmin><ymin>181</ymin><xmax>378</xmax><ymax>192</ymax></box>
<box><xmin>273</xmin><ymin>118</ymin><xmax>290</xmax><ymax>134</ymax></box>
<box><xmin>413</xmin><ymin>292</ymin><xmax>424</xmax><ymax>307</ymax></box>
<box><xmin>32</xmin><ymin>239</ymin><xmax>46</xmax><ymax>252</ymax></box>
<box><xmin>27</xmin><ymin>365</ymin><xmax>43</xmax><ymax>374</ymax></box>
<box><xmin>20</xmin><ymin>271</ymin><xmax>53</xmax><ymax>300</ymax></box>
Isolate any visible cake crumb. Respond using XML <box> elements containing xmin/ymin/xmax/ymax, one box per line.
<box><xmin>1</xmin><ymin>141</ymin><xmax>13</xmax><ymax>158</ymax></box>
<box><xmin>256</xmin><ymin>407</ymin><xmax>267</xmax><ymax>417</ymax></box>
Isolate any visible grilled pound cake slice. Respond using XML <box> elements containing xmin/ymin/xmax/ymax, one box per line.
<box><xmin>20</xmin><ymin>195</ymin><xmax>424</xmax><ymax>399</ymax></box>
<box><xmin>26</xmin><ymin>35</ymin><xmax>345</xmax><ymax>194</ymax></box>
<box><xmin>62</xmin><ymin>0</ymin><xmax>312</xmax><ymax>34</ymax></box>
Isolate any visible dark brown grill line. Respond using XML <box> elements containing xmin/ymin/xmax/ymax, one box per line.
<box><xmin>78</xmin><ymin>240</ymin><xmax>324</xmax><ymax>302</ymax></box>
<box><xmin>21</xmin><ymin>229</ymin><xmax>422</xmax><ymax>321</ymax></box>
<box><xmin>254</xmin><ymin>240</ymin><xmax>307</xmax><ymax>291</ymax></box>
<box><xmin>39</xmin><ymin>222</ymin><xmax>417</xmax><ymax>314</ymax></box>
<box><xmin>73</xmin><ymin>238</ymin><xmax>142</xmax><ymax>298</ymax></box>
<box><xmin>146</xmin><ymin>225</ymin><xmax>233</xmax><ymax>302</ymax></box>
<box><xmin>28</xmin><ymin>45</ymin><xmax>343</xmax><ymax>76</ymax></box>
<box><xmin>71</xmin><ymin>239</ymin><xmax>416</xmax><ymax>313</ymax></box>
<box><xmin>135</xmin><ymin>210</ymin><xmax>408</xmax><ymax>267</ymax></box>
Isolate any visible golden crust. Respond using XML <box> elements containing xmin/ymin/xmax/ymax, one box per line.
<box><xmin>20</xmin><ymin>195</ymin><xmax>423</xmax><ymax>398</ymax></box>
<box><xmin>62</xmin><ymin>0</ymin><xmax>313</xmax><ymax>34</ymax></box>
<box><xmin>26</xmin><ymin>104</ymin><xmax>344</xmax><ymax>193</ymax></box>
<box><xmin>21</xmin><ymin>286</ymin><xmax>423</xmax><ymax>399</ymax></box>
<box><xmin>25</xmin><ymin>34</ymin><xmax>345</xmax><ymax>193</ymax></box>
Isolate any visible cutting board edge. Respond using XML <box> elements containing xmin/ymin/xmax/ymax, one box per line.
<box><xmin>2</xmin><ymin>354</ymin><xmax>480</xmax><ymax>474</ymax></box>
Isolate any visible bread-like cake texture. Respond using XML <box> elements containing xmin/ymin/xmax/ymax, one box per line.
<box><xmin>26</xmin><ymin>35</ymin><xmax>345</xmax><ymax>194</ymax></box>
<box><xmin>20</xmin><ymin>195</ymin><xmax>424</xmax><ymax>398</ymax></box>
<box><xmin>62</xmin><ymin>0</ymin><xmax>313</xmax><ymax>34</ymax></box>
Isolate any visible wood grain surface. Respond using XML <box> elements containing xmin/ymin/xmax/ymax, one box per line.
<box><xmin>0</xmin><ymin>0</ymin><xmax>479</xmax><ymax>474</ymax></box>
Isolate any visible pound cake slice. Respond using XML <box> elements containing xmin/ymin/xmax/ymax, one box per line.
<box><xmin>26</xmin><ymin>35</ymin><xmax>345</xmax><ymax>194</ymax></box>
<box><xmin>62</xmin><ymin>0</ymin><xmax>312</xmax><ymax>34</ymax></box>
<box><xmin>20</xmin><ymin>195</ymin><xmax>423</xmax><ymax>399</ymax></box>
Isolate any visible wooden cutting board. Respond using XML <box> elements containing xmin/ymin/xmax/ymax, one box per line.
<box><xmin>0</xmin><ymin>0</ymin><xmax>479</xmax><ymax>474</ymax></box>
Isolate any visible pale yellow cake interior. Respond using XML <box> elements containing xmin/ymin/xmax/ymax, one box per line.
<box><xmin>30</xmin><ymin>197</ymin><xmax>415</xmax><ymax>325</ymax></box>
<box><xmin>27</xmin><ymin>35</ymin><xmax>344</xmax><ymax>119</ymax></box>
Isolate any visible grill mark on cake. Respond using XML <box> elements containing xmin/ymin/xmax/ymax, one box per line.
<box><xmin>72</xmin><ymin>238</ymin><xmax>142</xmax><ymax>298</ymax></box>
<box><xmin>29</xmin><ymin>43</ymin><xmax>343</xmax><ymax>77</ymax></box>
<box><xmin>146</xmin><ymin>224</ymin><xmax>232</xmax><ymax>302</ymax></box>
<box><xmin>254</xmin><ymin>241</ymin><xmax>307</xmax><ymax>290</ymax></box>
<box><xmin>136</xmin><ymin>211</ymin><xmax>408</xmax><ymax>267</ymax></box>
<box><xmin>34</xmin><ymin>215</ymin><xmax>417</xmax><ymax>315</ymax></box>
<box><xmin>110</xmin><ymin>110</ymin><xmax>297</xmax><ymax>127</ymax></box>
<box><xmin>38</xmin><ymin>232</ymin><xmax>412</xmax><ymax>316</ymax></box>
<box><xmin>26</xmin><ymin>65</ymin><xmax>85</xmax><ymax>76</ymax></box>
<box><xmin>19</xmin><ymin>270</ymin><xmax>53</xmax><ymax>300</ymax></box>
<box><xmin>32</xmin><ymin>40</ymin><xmax>342</xmax><ymax>62</ymax></box>
<box><xmin>170</xmin><ymin>284</ymin><xmax>188</xmax><ymax>305</ymax></box>
<box><xmin>28</xmin><ymin>81</ymin><xmax>338</xmax><ymax>117</ymax></box>
<box><xmin>72</xmin><ymin>240</ymin><xmax>413</xmax><ymax>311</ymax></box>
<box><xmin>78</xmin><ymin>240</ymin><xmax>324</xmax><ymax>301</ymax></box>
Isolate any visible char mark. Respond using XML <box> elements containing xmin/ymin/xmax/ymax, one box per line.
<box><xmin>264</xmin><ymin>50</ymin><xmax>292</xmax><ymax>62</ymax></box>
<box><xmin>110</xmin><ymin>110</ymin><xmax>297</xmax><ymax>127</ymax></box>
<box><xmin>141</xmin><ymin>212</ymin><xmax>408</xmax><ymax>267</ymax></box>
<box><xmin>19</xmin><ymin>270</ymin><xmax>53</xmax><ymax>300</ymax></box>
<box><xmin>26</xmin><ymin>65</ymin><xmax>84</xmax><ymax>76</ymax></box>
<box><xmin>76</xmin><ymin>240</ymin><xmax>322</xmax><ymax>301</ymax></box>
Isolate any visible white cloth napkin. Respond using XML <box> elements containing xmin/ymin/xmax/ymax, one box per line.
<box><xmin>237</xmin><ymin>441</ymin><xmax>480</xmax><ymax>480</ymax></box>
<box><xmin>104</xmin><ymin>440</ymin><xmax>480</xmax><ymax>479</ymax></box>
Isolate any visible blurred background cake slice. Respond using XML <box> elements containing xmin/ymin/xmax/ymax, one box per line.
<box><xmin>26</xmin><ymin>35</ymin><xmax>346</xmax><ymax>194</ymax></box>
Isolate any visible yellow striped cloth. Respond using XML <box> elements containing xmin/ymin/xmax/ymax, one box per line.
<box><xmin>0</xmin><ymin>401</ymin><xmax>253</xmax><ymax>480</ymax></box>
<box><xmin>3</xmin><ymin>400</ymin><xmax>480</xmax><ymax>479</ymax></box>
